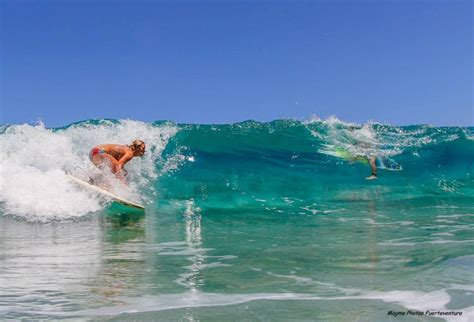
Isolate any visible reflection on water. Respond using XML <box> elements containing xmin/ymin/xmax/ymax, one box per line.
<box><xmin>176</xmin><ymin>199</ymin><xmax>204</xmax><ymax>291</ymax></box>
<box><xmin>0</xmin><ymin>217</ymin><xmax>103</xmax><ymax>317</ymax></box>
<box><xmin>1</xmin><ymin>194</ymin><xmax>473</xmax><ymax>320</ymax></box>
<box><xmin>0</xmin><ymin>213</ymin><xmax>146</xmax><ymax>318</ymax></box>
<box><xmin>88</xmin><ymin>214</ymin><xmax>146</xmax><ymax>302</ymax></box>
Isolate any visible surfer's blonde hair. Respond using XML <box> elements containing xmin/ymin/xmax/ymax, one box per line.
<box><xmin>129</xmin><ymin>140</ymin><xmax>145</xmax><ymax>152</ymax></box>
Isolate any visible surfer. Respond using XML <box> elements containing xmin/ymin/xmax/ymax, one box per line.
<box><xmin>89</xmin><ymin>140</ymin><xmax>146</xmax><ymax>182</ymax></box>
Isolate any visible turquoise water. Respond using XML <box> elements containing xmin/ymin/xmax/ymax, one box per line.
<box><xmin>0</xmin><ymin>119</ymin><xmax>473</xmax><ymax>320</ymax></box>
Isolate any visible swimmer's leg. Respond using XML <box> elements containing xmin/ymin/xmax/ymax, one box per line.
<box><xmin>366</xmin><ymin>157</ymin><xmax>377</xmax><ymax>180</ymax></box>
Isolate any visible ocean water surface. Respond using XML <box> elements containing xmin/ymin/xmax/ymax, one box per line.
<box><xmin>0</xmin><ymin>118</ymin><xmax>473</xmax><ymax>320</ymax></box>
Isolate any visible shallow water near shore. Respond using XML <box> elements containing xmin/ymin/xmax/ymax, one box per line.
<box><xmin>0</xmin><ymin>119</ymin><xmax>473</xmax><ymax>320</ymax></box>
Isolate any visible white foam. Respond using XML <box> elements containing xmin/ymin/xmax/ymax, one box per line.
<box><xmin>72</xmin><ymin>286</ymin><xmax>473</xmax><ymax>322</ymax></box>
<box><xmin>0</xmin><ymin>120</ymin><xmax>178</xmax><ymax>221</ymax></box>
<box><xmin>379</xmin><ymin>239</ymin><xmax>474</xmax><ymax>246</ymax></box>
<box><xmin>304</xmin><ymin>116</ymin><xmax>464</xmax><ymax>160</ymax></box>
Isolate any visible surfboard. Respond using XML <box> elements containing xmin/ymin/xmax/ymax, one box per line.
<box><xmin>319</xmin><ymin>146</ymin><xmax>358</xmax><ymax>160</ymax></box>
<box><xmin>318</xmin><ymin>145</ymin><xmax>402</xmax><ymax>171</ymax></box>
<box><xmin>66</xmin><ymin>174</ymin><xmax>145</xmax><ymax>210</ymax></box>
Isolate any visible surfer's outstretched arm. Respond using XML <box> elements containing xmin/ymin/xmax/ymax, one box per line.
<box><xmin>366</xmin><ymin>157</ymin><xmax>377</xmax><ymax>180</ymax></box>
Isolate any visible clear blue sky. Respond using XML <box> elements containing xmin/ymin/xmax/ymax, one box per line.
<box><xmin>1</xmin><ymin>0</ymin><xmax>472</xmax><ymax>127</ymax></box>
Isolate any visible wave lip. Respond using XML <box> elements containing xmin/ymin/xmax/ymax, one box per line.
<box><xmin>1</xmin><ymin>118</ymin><xmax>473</xmax><ymax>221</ymax></box>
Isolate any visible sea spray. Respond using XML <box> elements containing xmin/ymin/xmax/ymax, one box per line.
<box><xmin>0</xmin><ymin>120</ymin><xmax>178</xmax><ymax>221</ymax></box>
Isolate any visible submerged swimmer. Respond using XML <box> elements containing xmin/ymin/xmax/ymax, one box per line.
<box><xmin>89</xmin><ymin>140</ymin><xmax>146</xmax><ymax>182</ymax></box>
<box><xmin>320</xmin><ymin>126</ymin><xmax>401</xmax><ymax>180</ymax></box>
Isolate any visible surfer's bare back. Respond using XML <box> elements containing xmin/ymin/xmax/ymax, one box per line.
<box><xmin>89</xmin><ymin>140</ymin><xmax>145</xmax><ymax>182</ymax></box>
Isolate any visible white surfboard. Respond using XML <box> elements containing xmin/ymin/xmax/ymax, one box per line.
<box><xmin>66</xmin><ymin>174</ymin><xmax>145</xmax><ymax>210</ymax></box>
